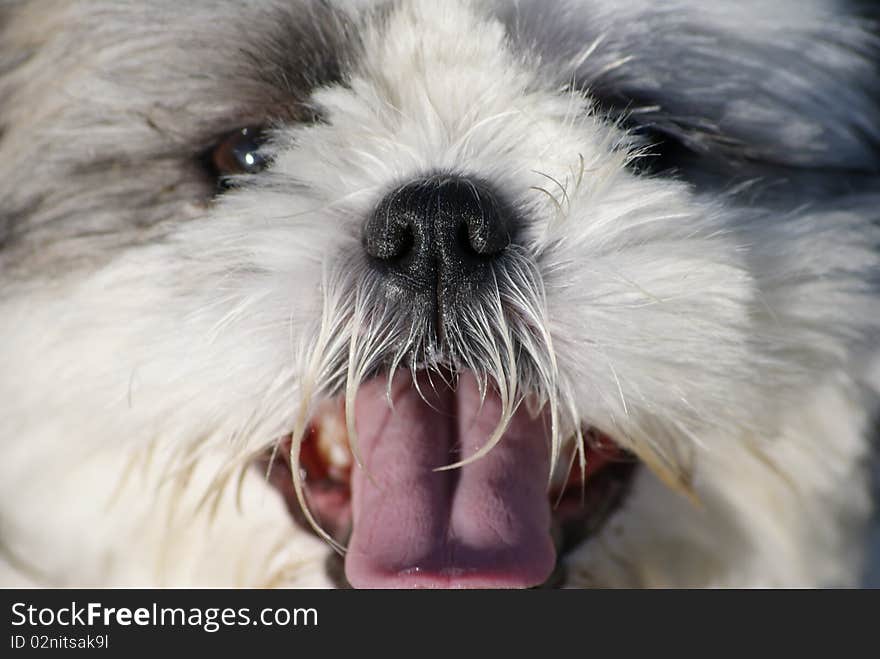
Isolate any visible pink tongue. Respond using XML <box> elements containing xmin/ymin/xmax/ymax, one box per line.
<box><xmin>345</xmin><ymin>371</ymin><xmax>555</xmax><ymax>588</ymax></box>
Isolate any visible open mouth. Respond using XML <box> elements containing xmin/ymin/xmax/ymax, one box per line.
<box><xmin>262</xmin><ymin>370</ymin><xmax>636</xmax><ymax>588</ymax></box>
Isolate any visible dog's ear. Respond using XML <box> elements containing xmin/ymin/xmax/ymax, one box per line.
<box><xmin>509</xmin><ymin>0</ymin><xmax>880</xmax><ymax>175</ymax></box>
<box><xmin>588</xmin><ymin>1</ymin><xmax>880</xmax><ymax>174</ymax></box>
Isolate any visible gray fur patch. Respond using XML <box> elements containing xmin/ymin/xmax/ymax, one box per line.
<box><xmin>501</xmin><ymin>0</ymin><xmax>880</xmax><ymax>202</ymax></box>
<box><xmin>0</xmin><ymin>0</ymin><xmax>358</xmax><ymax>276</ymax></box>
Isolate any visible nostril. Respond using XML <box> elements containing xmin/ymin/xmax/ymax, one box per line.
<box><xmin>439</xmin><ymin>180</ymin><xmax>509</xmax><ymax>260</ymax></box>
<box><xmin>464</xmin><ymin>213</ymin><xmax>510</xmax><ymax>258</ymax></box>
<box><xmin>456</xmin><ymin>222</ymin><xmax>479</xmax><ymax>257</ymax></box>
<box><xmin>456</xmin><ymin>218</ymin><xmax>509</xmax><ymax>259</ymax></box>
<box><xmin>363</xmin><ymin>194</ymin><xmax>420</xmax><ymax>263</ymax></box>
<box><xmin>393</xmin><ymin>227</ymin><xmax>415</xmax><ymax>262</ymax></box>
<box><xmin>366</xmin><ymin>222</ymin><xmax>415</xmax><ymax>262</ymax></box>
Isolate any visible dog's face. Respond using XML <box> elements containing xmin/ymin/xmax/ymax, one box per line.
<box><xmin>1</xmin><ymin>0</ymin><xmax>878</xmax><ymax>588</ymax></box>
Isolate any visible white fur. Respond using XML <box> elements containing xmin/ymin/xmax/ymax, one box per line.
<box><xmin>0</xmin><ymin>0</ymin><xmax>878</xmax><ymax>586</ymax></box>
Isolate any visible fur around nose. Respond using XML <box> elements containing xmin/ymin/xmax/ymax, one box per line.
<box><xmin>363</xmin><ymin>176</ymin><xmax>511</xmax><ymax>297</ymax></box>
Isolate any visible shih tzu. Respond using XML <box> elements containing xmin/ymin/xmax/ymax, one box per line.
<box><xmin>1</xmin><ymin>0</ymin><xmax>878</xmax><ymax>588</ymax></box>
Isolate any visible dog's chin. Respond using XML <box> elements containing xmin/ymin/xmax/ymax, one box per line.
<box><xmin>260</xmin><ymin>369</ymin><xmax>637</xmax><ymax>589</ymax></box>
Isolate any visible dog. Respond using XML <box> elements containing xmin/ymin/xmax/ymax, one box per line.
<box><xmin>1</xmin><ymin>0</ymin><xmax>878</xmax><ymax>588</ymax></box>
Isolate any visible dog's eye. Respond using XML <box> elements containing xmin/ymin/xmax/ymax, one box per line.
<box><xmin>208</xmin><ymin>126</ymin><xmax>269</xmax><ymax>181</ymax></box>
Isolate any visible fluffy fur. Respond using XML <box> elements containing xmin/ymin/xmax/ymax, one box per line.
<box><xmin>0</xmin><ymin>0</ymin><xmax>878</xmax><ymax>587</ymax></box>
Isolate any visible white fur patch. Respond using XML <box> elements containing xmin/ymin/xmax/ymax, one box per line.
<box><xmin>0</xmin><ymin>0</ymin><xmax>878</xmax><ymax>586</ymax></box>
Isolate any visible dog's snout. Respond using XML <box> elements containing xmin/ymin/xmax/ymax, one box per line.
<box><xmin>363</xmin><ymin>176</ymin><xmax>511</xmax><ymax>296</ymax></box>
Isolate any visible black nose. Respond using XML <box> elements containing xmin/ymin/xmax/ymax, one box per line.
<box><xmin>363</xmin><ymin>177</ymin><xmax>511</xmax><ymax>299</ymax></box>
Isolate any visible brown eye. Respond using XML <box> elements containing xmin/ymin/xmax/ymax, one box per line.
<box><xmin>208</xmin><ymin>126</ymin><xmax>269</xmax><ymax>182</ymax></box>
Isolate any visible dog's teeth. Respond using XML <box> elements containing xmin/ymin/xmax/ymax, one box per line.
<box><xmin>312</xmin><ymin>399</ymin><xmax>353</xmax><ymax>475</ymax></box>
<box><xmin>325</xmin><ymin>444</ymin><xmax>351</xmax><ymax>470</ymax></box>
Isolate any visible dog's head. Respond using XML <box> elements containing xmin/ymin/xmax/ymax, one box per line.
<box><xmin>1</xmin><ymin>0</ymin><xmax>879</xmax><ymax>587</ymax></box>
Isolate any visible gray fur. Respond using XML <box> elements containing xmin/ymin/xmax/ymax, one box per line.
<box><xmin>0</xmin><ymin>0</ymin><xmax>357</xmax><ymax>276</ymax></box>
<box><xmin>504</xmin><ymin>0</ymin><xmax>880</xmax><ymax>203</ymax></box>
